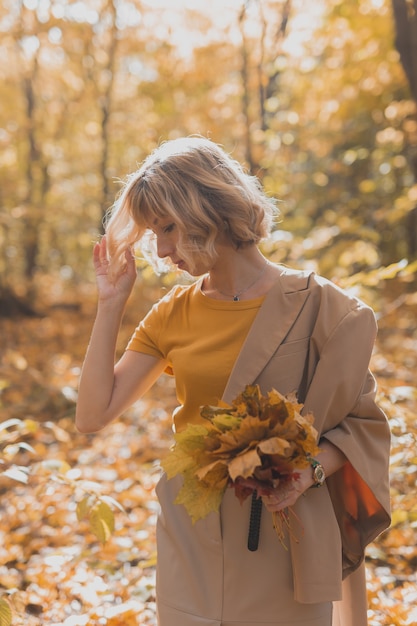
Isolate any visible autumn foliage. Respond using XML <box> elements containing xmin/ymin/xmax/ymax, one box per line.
<box><xmin>162</xmin><ymin>385</ymin><xmax>320</xmax><ymax>541</ymax></box>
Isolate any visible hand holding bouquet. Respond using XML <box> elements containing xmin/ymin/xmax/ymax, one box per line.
<box><xmin>161</xmin><ymin>384</ymin><xmax>320</xmax><ymax>544</ymax></box>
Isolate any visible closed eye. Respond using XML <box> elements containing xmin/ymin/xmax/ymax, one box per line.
<box><xmin>163</xmin><ymin>223</ymin><xmax>176</xmax><ymax>234</ymax></box>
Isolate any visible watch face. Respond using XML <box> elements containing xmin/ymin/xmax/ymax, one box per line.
<box><xmin>314</xmin><ymin>465</ymin><xmax>325</xmax><ymax>485</ymax></box>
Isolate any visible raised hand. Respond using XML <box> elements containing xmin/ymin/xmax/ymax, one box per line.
<box><xmin>93</xmin><ymin>236</ymin><xmax>137</xmax><ymax>304</ymax></box>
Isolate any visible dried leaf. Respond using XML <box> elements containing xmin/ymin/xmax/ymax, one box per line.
<box><xmin>89</xmin><ymin>501</ymin><xmax>115</xmax><ymax>544</ymax></box>
<box><xmin>175</xmin><ymin>465</ymin><xmax>228</xmax><ymax>523</ymax></box>
<box><xmin>0</xmin><ymin>598</ymin><xmax>12</xmax><ymax>626</ymax></box>
<box><xmin>0</xmin><ymin>419</ymin><xmax>22</xmax><ymax>433</ymax></box>
<box><xmin>99</xmin><ymin>495</ymin><xmax>126</xmax><ymax>513</ymax></box>
<box><xmin>2</xmin><ymin>442</ymin><xmax>35</xmax><ymax>460</ymax></box>
<box><xmin>211</xmin><ymin>416</ymin><xmax>270</xmax><ymax>456</ymax></box>
<box><xmin>40</xmin><ymin>459</ymin><xmax>72</xmax><ymax>475</ymax></box>
<box><xmin>162</xmin><ymin>385</ymin><xmax>320</xmax><ymax>527</ymax></box>
<box><xmin>160</xmin><ymin>445</ymin><xmax>196</xmax><ymax>479</ymax></box>
<box><xmin>76</xmin><ymin>496</ymin><xmax>91</xmax><ymax>521</ymax></box>
<box><xmin>2</xmin><ymin>466</ymin><xmax>29</xmax><ymax>484</ymax></box>
<box><xmin>210</xmin><ymin>413</ymin><xmax>242</xmax><ymax>432</ymax></box>
<box><xmin>227</xmin><ymin>448</ymin><xmax>262</xmax><ymax>481</ymax></box>
<box><xmin>196</xmin><ymin>459</ymin><xmax>227</xmax><ymax>481</ymax></box>
<box><xmin>257</xmin><ymin>436</ymin><xmax>292</xmax><ymax>457</ymax></box>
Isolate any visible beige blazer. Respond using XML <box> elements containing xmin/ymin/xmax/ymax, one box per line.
<box><xmin>222</xmin><ymin>268</ymin><xmax>391</xmax><ymax>622</ymax></box>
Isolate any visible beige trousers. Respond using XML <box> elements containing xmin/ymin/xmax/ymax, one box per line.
<box><xmin>155</xmin><ymin>474</ymin><xmax>333</xmax><ymax>626</ymax></box>
<box><xmin>332</xmin><ymin>563</ymin><xmax>367</xmax><ymax>626</ymax></box>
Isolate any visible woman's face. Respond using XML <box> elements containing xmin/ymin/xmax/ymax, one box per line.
<box><xmin>150</xmin><ymin>218</ymin><xmax>208</xmax><ymax>275</ymax></box>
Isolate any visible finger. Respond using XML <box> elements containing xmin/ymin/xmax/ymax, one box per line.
<box><xmin>125</xmin><ymin>246</ymin><xmax>135</xmax><ymax>266</ymax></box>
<box><xmin>124</xmin><ymin>247</ymin><xmax>138</xmax><ymax>276</ymax></box>
<box><xmin>93</xmin><ymin>241</ymin><xmax>111</xmax><ymax>278</ymax></box>
<box><xmin>262</xmin><ymin>489</ymin><xmax>292</xmax><ymax>512</ymax></box>
<box><xmin>265</xmin><ymin>487</ymin><xmax>290</xmax><ymax>502</ymax></box>
<box><xmin>264</xmin><ymin>499</ymin><xmax>287</xmax><ymax>513</ymax></box>
<box><xmin>93</xmin><ymin>242</ymin><xmax>102</xmax><ymax>269</ymax></box>
<box><xmin>99</xmin><ymin>236</ymin><xmax>109</xmax><ymax>264</ymax></box>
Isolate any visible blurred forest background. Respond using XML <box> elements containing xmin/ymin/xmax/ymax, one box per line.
<box><xmin>0</xmin><ymin>0</ymin><xmax>416</xmax><ymax>624</ymax></box>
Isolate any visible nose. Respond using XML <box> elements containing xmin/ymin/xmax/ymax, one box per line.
<box><xmin>156</xmin><ymin>235</ymin><xmax>174</xmax><ymax>259</ymax></box>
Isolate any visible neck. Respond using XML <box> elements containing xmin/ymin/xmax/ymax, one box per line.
<box><xmin>205</xmin><ymin>248</ymin><xmax>269</xmax><ymax>301</ymax></box>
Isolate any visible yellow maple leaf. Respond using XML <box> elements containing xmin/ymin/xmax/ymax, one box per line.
<box><xmin>161</xmin><ymin>423</ymin><xmax>209</xmax><ymax>479</ymax></box>
<box><xmin>89</xmin><ymin>501</ymin><xmax>114</xmax><ymax>544</ymax></box>
<box><xmin>196</xmin><ymin>459</ymin><xmax>228</xmax><ymax>481</ymax></box>
<box><xmin>162</xmin><ymin>384</ymin><xmax>321</xmax><ymax>526</ymax></box>
<box><xmin>211</xmin><ymin>416</ymin><xmax>269</xmax><ymax>456</ymax></box>
<box><xmin>161</xmin><ymin>444</ymin><xmax>197</xmax><ymax>479</ymax></box>
<box><xmin>174</xmin><ymin>423</ymin><xmax>210</xmax><ymax>453</ymax></box>
<box><xmin>0</xmin><ymin>598</ymin><xmax>12</xmax><ymax>626</ymax></box>
<box><xmin>175</xmin><ymin>464</ymin><xmax>228</xmax><ymax>523</ymax></box>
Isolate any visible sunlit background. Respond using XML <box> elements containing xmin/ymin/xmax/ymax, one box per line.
<box><xmin>1</xmin><ymin>1</ymin><xmax>416</xmax><ymax>625</ymax></box>
<box><xmin>1</xmin><ymin>0</ymin><xmax>416</xmax><ymax>298</ymax></box>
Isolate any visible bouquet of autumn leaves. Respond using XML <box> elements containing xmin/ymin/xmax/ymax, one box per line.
<box><xmin>161</xmin><ymin>384</ymin><xmax>320</xmax><ymax>543</ymax></box>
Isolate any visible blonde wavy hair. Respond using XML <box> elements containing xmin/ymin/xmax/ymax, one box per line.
<box><xmin>105</xmin><ymin>136</ymin><xmax>278</xmax><ymax>277</ymax></box>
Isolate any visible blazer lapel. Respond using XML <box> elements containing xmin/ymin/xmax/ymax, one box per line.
<box><xmin>222</xmin><ymin>271</ymin><xmax>311</xmax><ymax>404</ymax></box>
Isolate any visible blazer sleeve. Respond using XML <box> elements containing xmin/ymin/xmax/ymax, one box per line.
<box><xmin>303</xmin><ymin>301</ymin><xmax>391</xmax><ymax>577</ymax></box>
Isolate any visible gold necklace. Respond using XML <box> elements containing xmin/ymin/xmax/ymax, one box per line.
<box><xmin>210</xmin><ymin>262</ymin><xmax>269</xmax><ymax>301</ymax></box>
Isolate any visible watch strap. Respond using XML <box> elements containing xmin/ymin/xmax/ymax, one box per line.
<box><xmin>308</xmin><ymin>457</ymin><xmax>325</xmax><ymax>487</ymax></box>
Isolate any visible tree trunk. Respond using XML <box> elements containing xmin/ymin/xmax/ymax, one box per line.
<box><xmin>238</xmin><ymin>0</ymin><xmax>292</xmax><ymax>173</ymax></box>
<box><xmin>0</xmin><ymin>286</ymin><xmax>40</xmax><ymax>317</ymax></box>
<box><xmin>258</xmin><ymin>0</ymin><xmax>291</xmax><ymax>132</ymax></box>
<box><xmin>238</xmin><ymin>5</ymin><xmax>256</xmax><ymax>172</ymax></box>
<box><xmin>99</xmin><ymin>0</ymin><xmax>118</xmax><ymax>230</ymax></box>
<box><xmin>391</xmin><ymin>0</ymin><xmax>417</xmax><ymax>256</ymax></box>
<box><xmin>391</xmin><ymin>0</ymin><xmax>417</xmax><ymax>102</ymax></box>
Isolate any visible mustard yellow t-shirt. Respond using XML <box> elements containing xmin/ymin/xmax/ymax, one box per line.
<box><xmin>127</xmin><ymin>278</ymin><xmax>264</xmax><ymax>432</ymax></box>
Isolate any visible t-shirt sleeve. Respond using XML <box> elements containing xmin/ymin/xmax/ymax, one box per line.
<box><xmin>127</xmin><ymin>317</ymin><xmax>164</xmax><ymax>359</ymax></box>
<box><xmin>126</xmin><ymin>288</ymin><xmax>178</xmax><ymax>375</ymax></box>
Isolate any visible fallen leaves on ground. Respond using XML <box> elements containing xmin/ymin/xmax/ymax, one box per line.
<box><xmin>0</xmin><ymin>283</ymin><xmax>416</xmax><ymax>625</ymax></box>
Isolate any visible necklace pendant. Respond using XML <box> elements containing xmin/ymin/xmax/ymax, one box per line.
<box><xmin>233</xmin><ymin>295</ymin><xmax>240</xmax><ymax>301</ymax></box>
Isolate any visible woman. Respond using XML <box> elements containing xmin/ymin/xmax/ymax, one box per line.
<box><xmin>76</xmin><ymin>136</ymin><xmax>391</xmax><ymax>626</ymax></box>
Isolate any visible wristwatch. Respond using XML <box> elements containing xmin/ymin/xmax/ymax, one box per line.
<box><xmin>309</xmin><ymin>457</ymin><xmax>326</xmax><ymax>487</ymax></box>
